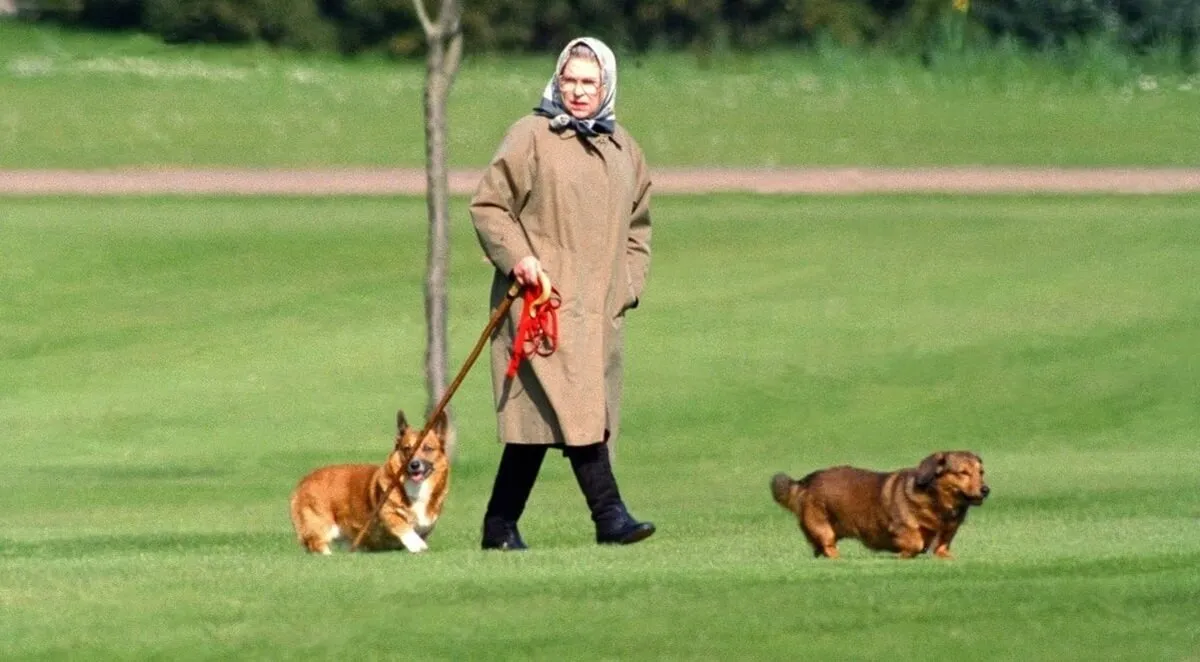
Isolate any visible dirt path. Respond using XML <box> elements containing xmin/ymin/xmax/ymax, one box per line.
<box><xmin>3</xmin><ymin>167</ymin><xmax>1200</xmax><ymax>195</ymax></box>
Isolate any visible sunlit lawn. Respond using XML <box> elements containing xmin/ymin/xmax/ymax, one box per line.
<box><xmin>3</xmin><ymin>22</ymin><xmax>1200</xmax><ymax>168</ymax></box>
<box><xmin>2</xmin><ymin>194</ymin><xmax>1199</xmax><ymax>659</ymax></box>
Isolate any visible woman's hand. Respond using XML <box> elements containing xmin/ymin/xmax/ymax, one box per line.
<box><xmin>513</xmin><ymin>256</ymin><xmax>543</xmax><ymax>287</ymax></box>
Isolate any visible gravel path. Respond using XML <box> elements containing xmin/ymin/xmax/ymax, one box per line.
<box><xmin>3</xmin><ymin>167</ymin><xmax>1200</xmax><ymax>195</ymax></box>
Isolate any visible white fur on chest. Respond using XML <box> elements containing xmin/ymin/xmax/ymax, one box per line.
<box><xmin>403</xmin><ymin>478</ymin><xmax>437</xmax><ymax>535</ymax></box>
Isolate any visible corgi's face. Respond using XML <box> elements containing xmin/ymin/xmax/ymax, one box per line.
<box><xmin>393</xmin><ymin>410</ymin><xmax>449</xmax><ymax>483</ymax></box>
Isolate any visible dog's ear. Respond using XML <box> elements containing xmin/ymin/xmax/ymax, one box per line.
<box><xmin>429</xmin><ymin>410</ymin><xmax>449</xmax><ymax>444</ymax></box>
<box><xmin>393</xmin><ymin>410</ymin><xmax>411</xmax><ymax>451</ymax></box>
<box><xmin>915</xmin><ymin>452</ymin><xmax>946</xmax><ymax>488</ymax></box>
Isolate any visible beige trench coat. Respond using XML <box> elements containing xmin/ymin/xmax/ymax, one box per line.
<box><xmin>470</xmin><ymin>114</ymin><xmax>652</xmax><ymax>446</ymax></box>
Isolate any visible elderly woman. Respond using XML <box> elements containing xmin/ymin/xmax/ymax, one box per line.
<box><xmin>470</xmin><ymin>37</ymin><xmax>654</xmax><ymax>550</ymax></box>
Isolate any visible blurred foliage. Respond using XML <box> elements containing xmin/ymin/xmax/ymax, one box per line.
<box><xmin>10</xmin><ymin>0</ymin><xmax>1199</xmax><ymax>69</ymax></box>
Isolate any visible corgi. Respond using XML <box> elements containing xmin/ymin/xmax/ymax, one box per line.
<box><xmin>289</xmin><ymin>409</ymin><xmax>450</xmax><ymax>554</ymax></box>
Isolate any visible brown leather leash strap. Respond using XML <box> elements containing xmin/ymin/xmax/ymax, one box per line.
<box><xmin>350</xmin><ymin>279</ymin><xmax>523</xmax><ymax>552</ymax></box>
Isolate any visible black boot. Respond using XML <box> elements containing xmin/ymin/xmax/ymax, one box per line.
<box><xmin>481</xmin><ymin>444</ymin><xmax>547</xmax><ymax>551</ymax></box>
<box><xmin>566</xmin><ymin>442</ymin><xmax>655</xmax><ymax>545</ymax></box>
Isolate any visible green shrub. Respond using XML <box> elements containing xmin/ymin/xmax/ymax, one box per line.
<box><xmin>142</xmin><ymin>0</ymin><xmax>334</xmax><ymax>49</ymax></box>
<box><xmin>143</xmin><ymin>0</ymin><xmax>257</xmax><ymax>43</ymax></box>
<box><xmin>11</xmin><ymin>0</ymin><xmax>1200</xmax><ymax>68</ymax></box>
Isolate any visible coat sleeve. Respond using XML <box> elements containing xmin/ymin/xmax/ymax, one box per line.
<box><xmin>625</xmin><ymin>142</ymin><xmax>653</xmax><ymax>307</ymax></box>
<box><xmin>470</xmin><ymin>120</ymin><xmax>538</xmax><ymax>277</ymax></box>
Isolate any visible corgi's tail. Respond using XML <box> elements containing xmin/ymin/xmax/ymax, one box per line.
<box><xmin>770</xmin><ymin>472</ymin><xmax>804</xmax><ymax>512</ymax></box>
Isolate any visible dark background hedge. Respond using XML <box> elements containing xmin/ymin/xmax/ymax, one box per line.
<box><xmin>12</xmin><ymin>0</ymin><xmax>1200</xmax><ymax>69</ymax></box>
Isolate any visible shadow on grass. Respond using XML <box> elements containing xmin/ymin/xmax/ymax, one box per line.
<box><xmin>1</xmin><ymin>531</ymin><xmax>289</xmax><ymax>558</ymax></box>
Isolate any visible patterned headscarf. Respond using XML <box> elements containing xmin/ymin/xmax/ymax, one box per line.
<box><xmin>534</xmin><ymin>37</ymin><xmax>617</xmax><ymax>137</ymax></box>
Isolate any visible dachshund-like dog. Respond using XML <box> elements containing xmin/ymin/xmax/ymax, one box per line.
<box><xmin>771</xmin><ymin>451</ymin><xmax>988</xmax><ymax>559</ymax></box>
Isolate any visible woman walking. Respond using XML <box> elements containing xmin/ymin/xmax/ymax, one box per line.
<box><xmin>470</xmin><ymin>37</ymin><xmax>655</xmax><ymax>550</ymax></box>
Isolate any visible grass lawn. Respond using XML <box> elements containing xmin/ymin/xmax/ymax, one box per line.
<box><xmin>2</xmin><ymin>194</ymin><xmax>1199</xmax><ymax>659</ymax></box>
<box><xmin>3</xmin><ymin>22</ymin><xmax>1200</xmax><ymax>168</ymax></box>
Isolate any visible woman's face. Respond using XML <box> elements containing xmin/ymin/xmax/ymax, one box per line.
<box><xmin>558</xmin><ymin>57</ymin><xmax>604</xmax><ymax>120</ymax></box>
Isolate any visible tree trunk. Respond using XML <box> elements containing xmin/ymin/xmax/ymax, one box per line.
<box><xmin>416</xmin><ymin>0</ymin><xmax>462</xmax><ymax>457</ymax></box>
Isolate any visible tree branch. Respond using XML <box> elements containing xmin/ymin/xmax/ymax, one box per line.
<box><xmin>439</xmin><ymin>0</ymin><xmax>461</xmax><ymax>33</ymax></box>
<box><xmin>443</xmin><ymin>28</ymin><xmax>463</xmax><ymax>79</ymax></box>
<box><xmin>412</xmin><ymin>0</ymin><xmax>438</xmax><ymax>39</ymax></box>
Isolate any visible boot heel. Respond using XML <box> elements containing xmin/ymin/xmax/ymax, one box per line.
<box><xmin>567</xmin><ymin>442</ymin><xmax>656</xmax><ymax>546</ymax></box>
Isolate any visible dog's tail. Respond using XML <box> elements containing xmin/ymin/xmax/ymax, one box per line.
<box><xmin>770</xmin><ymin>472</ymin><xmax>804</xmax><ymax>512</ymax></box>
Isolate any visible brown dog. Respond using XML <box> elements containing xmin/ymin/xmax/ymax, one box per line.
<box><xmin>770</xmin><ymin>451</ymin><xmax>988</xmax><ymax>559</ymax></box>
<box><xmin>289</xmin><ymin>410</ymin><xmax>450</xmax><ymax>554</ymax></box>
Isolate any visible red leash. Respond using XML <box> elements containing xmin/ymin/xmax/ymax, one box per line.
<box><xmin>506</xmin><ymin>276</ymin><xmax>560</xmax><ymax>378</ymax></box>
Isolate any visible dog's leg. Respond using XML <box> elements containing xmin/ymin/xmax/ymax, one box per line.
<box><xmin>894</xmin><ymin>529</ymin><xmax>927</xmax><ymax>558</ymax></box>
<box><xmin>800</xmin><ymin>508</ymin><xmax>839</xmax><ymax>559</ymax></box>
<box><xmin>802</xmin><ymin>527</ymin><xmax>839</xmax><ymax>558</ymax></box>
<box><xmin>379</xmin><ymin>508</ymin><xmax>427</xmax><ymax>553</ymax></box>
<box><xmin>306</xmin><ymin>535</ymin><xmax>333</xmax><ymax>555</ymax></box>
<box><xmin>399</xmin><ymin>529</ymin><xmax>429</xmax><ymax>553</ymax></box>
<box><xmin>293</xmin><ymin>504</ymin><xmax>336</xmax><ymax>555</ymax></box>
<box><xmin>300</xmin><ymin>534</ymin><xmax>332</xmax><ymax>555</ymax></box>
<box><xmin>932</xmin><ymin>522</ymin><xmax>961</xmax><ymax>559</ymax></box>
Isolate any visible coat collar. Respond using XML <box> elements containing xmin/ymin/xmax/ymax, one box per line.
<box><xmin>553</xmin><ymin>124</ymin><xmax>624</xmax><ymax>149</ymax></box>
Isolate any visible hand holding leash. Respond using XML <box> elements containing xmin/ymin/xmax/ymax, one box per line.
<box><xmin>512</xmin><ymin>256</ymin><xmax>543</xmax><ymax>287</ymax></box>
<box><xmin>512</xmin><ymin>257</ymin><xmax>553</xmax><ymax>313</ymax></box>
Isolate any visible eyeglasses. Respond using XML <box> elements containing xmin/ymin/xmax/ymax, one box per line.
<box><xmin>558</xmin><ymin>76</ymin><xmax>601</xmax><ymax>95</ymax></box>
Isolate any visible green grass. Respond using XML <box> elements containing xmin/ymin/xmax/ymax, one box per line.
<box><xmin>2</xmin><ymin>194</ymin><xmax>1199</xmax><ymax>659</ymax></box>
<box><xmin>3</xmin><ymin>22</ymin><xmax>1200</xmax><ymax>168</ymax></box>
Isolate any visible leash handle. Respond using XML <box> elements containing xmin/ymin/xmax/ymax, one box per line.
<box><xmin>505</xmin><ymin>273</ymin><xmax>561</xmax><ymax>378</ymax></box>
<box><xmin>349</xmin><ymin>280</ymin><xmax>522</xmax><ymax>552</ymax></box>
<box><xmin>530</xmin><ymin>271</ymin><xmax>552</xmax><ymax>313</ymax></box>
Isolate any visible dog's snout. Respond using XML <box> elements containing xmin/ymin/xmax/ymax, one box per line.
<box><xmin>980</xmin><ymin>485</ymin><xmax>990</xmax><ymax>498</ymax></box>
<box><xmin>408</xmin><ymin>459</ymin><xmax>423</xmax><ymax>473</ymax></box>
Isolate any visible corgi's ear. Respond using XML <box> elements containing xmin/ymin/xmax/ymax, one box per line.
<box><xmin>396</xmin><ymin>409</ymin><xmax>409</xmax><ymax>436</ymax></box>
<box><xmin>430</xmin><ymin>410</ymin><xmax>449</xmax><ymax>442</ymax></box>
<box><xmin>915</xmin><ymin>452</ymin><xmax>946</xmax><ymax>488</ymax></box>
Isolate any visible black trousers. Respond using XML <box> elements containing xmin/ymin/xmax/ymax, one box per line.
<box><xmin>483</xmin><ymin>442</ymin><xmax>628</xmax><ymax>531</ymax></box>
